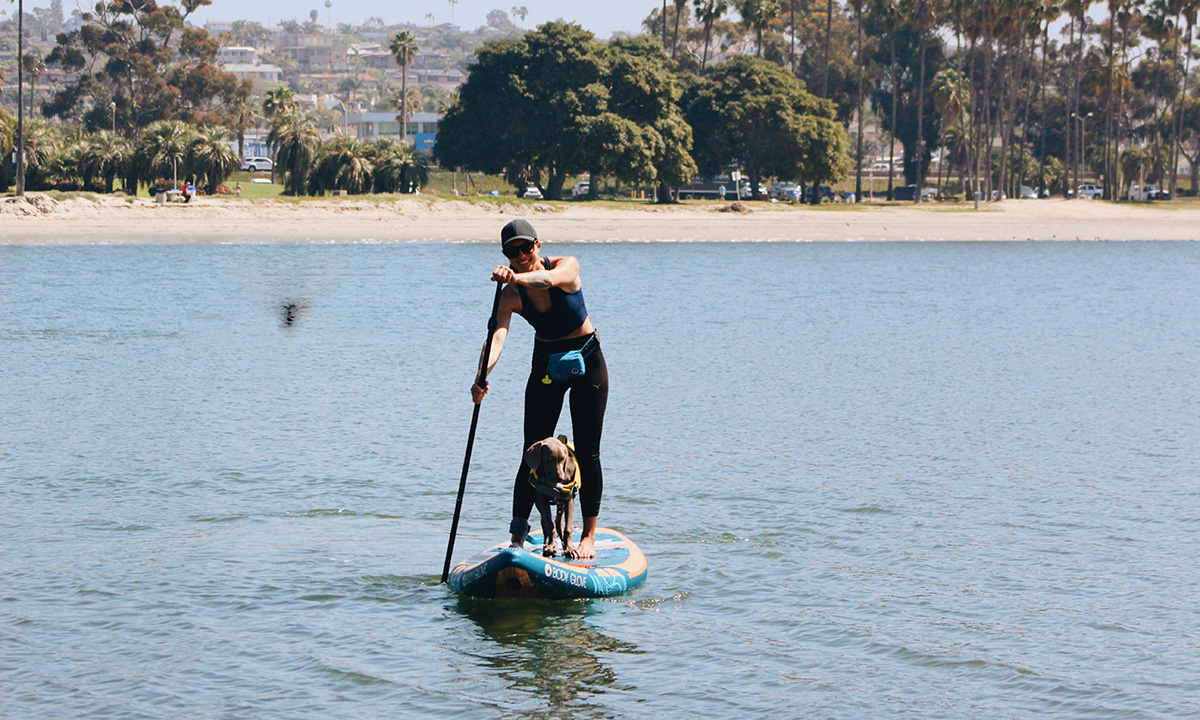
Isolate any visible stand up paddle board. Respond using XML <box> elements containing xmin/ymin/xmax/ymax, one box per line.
<box><xmin>447</xmin><ymin>527</ymin><xmax>647</xmax><ymax>599</ymax></box>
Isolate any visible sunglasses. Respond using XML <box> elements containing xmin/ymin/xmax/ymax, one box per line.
<box><xmin>502</xmin><ymin>240</ymin><xmax>537</xmax><ymax>259</ymax></box>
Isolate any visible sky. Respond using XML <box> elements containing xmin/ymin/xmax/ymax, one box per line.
<box><xmin>15</xmin><ymin>0</ymin><xmax>663</xmax><ymax>39</ymax></box>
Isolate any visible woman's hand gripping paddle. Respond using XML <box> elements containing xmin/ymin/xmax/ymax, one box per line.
<box><xmin>441</xmin><ymin>280</ymin><xmax>504</xmax><ymax>583</ymax></box>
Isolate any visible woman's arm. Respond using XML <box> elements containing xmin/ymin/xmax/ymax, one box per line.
<box><xmin>470</xmin><ymin>286</ymin><xmax>519</xmax><ymax>404</ymax></box>
<box><xmin>494</xmin><ymin>256</ymin><xmax>580</xmax><ymax>291</ymax></box>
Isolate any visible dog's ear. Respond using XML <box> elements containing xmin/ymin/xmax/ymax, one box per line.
<box><xmin>524</xmin><ymin>440</ymin><xmax>546</xmax><ymax>470</ymax></box>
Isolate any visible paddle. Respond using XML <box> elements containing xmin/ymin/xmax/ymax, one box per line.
<box><xmin>441</xmin><ymin>280</ymin><xmax>504</xmax><ymax>583</ymax></box>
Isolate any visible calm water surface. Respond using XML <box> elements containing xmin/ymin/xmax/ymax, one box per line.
<box><xmin>2</xmin><ymin>241</ymin><xmax>1199</xmax><ymax>719</ymax></box>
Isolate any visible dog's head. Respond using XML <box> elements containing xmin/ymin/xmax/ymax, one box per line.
<box><xmin>524</xmin><ymin>436</ymin><xmax>578</xmax><ymax>500</ymax></box>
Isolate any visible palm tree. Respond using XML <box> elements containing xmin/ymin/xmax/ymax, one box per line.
<box><xmin>933</xmin><ymin>67</ymin><xmax>970</xmax><ymax>192</ymax></box>
<box><xmin>228</xmin><ymin>96</ymin><xmax>254</xmax><ymax>163</ymax></box>
<box><xmin>20</xmin><ymin>53</ymin><xmax>45</xmax><ymax>119</ymax></box>
<box><xmin>0</xmin><ymin>109</ymin><xmax>15</xmax><ymax>163</ymax></box>
<box><xmin>389</xmin><ymin>30</ymin><xmax>420</xmax><ymax>143</ymax></box>
<box><xmin>262</xmin><ymin>86</ymin><xmax>297</xmax><ymax>120</ymax></box>
<box><xmin>852</xmin><ymin>0</ymin><xmax>866</xmax><ymax>200</ymax></box>
<box><xmin>672</xmin><ymin>0</ymin><xmax>690</xmax><ymax>57</ymax></box>
<box><xmin>267</xmin><ymin>112</ymin><xmax>321</xmax><ymax>196</ymax></box>
<box><xmin>80</xmin><ymin>131</ymin><xmax>132</xmax><ymax>193</ymax></box>
<box><xmin>903</xmin><ymin>0</ymin><xmax>937</xmax><ymax>201</ymax></box>
<box><xmin>371</xmin><ymin>138</ymin><xmax>430</xmax><ymax>193</ymax></box>
<box><xmin>47</xmin><ymin>141</ymin><xmax>87</xmax><ymax>188</ymax></box>
<box><xmin>311</xmin><ymin>136</ymin><xmax>374</xmax><ymax>195</ymax></box>
<box><xmin>694</xmin><ymin>0</ymin><xmax>729</xmax><ymax>71</ymax></box>
<box><xmin>18</xmin><ymin>120</ymin><xmax>64</xmax><ymax>191</ymax></box>
<box><xmin>135</xmin><ymin>120</ymin><xmax>197</xmax><ymax>191</ymax></box>
<box><xmin>738</xmin><ymin>0</ymin><xmax>781</xmax><ymax>57</ymax></box>
<box><xmin>389</xmin><ymin>88</ymin><xmax>420</xmax><ymax>136</ymax></box>
<box><xmin>823</xmin><ymin>0</ymin><xmax>838</xmax><ymax>96</ymax></box>
<box><xmin>186</xmin><ymin>127</ymin><xmax>240</xmax><ymax>194</ymax></box>
<box><xmin>1171</xmin><ymin>0</ymin><xmax>1199</xmax><ymax>196</ymax></box>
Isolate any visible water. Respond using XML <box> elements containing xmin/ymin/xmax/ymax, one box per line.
<box><xmin>2</xmin><ymin>241</ymin><xmax>1199</xmax><ymax>719</ymax></box>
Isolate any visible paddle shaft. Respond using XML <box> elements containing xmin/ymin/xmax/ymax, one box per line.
<box><xmin>441</xmin><ymin>280</ymin><xmax>504</xmax><ymax>583</ymax></box>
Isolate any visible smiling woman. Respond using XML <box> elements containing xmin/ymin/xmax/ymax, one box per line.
<box><xmin>469</xmin><ymin>218</ymin><xmax>610</xmax><ymax>561</ymax></box>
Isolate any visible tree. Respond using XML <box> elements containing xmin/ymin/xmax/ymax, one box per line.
<box><xmin>866</xmin><ymin>0</ymin><xmax>945</xmax><ymax>188</ymax></box>
<box><xmin>310</xmin><ymin>137</ymin><xmax>374</xmax><ymax>194</ymax></box>
<box><xmin>738</xmin><ymin>0</ymin><xmax>782</xmax><ymax>57</ymax></box>
<box><xmin>673</xmin><ymin>0</ymin><xmax>691</xmax><ymax>57</ymax></box>
<box><xmin>186</xmin><ymin>127</ymin><xmax>240</xmax><ymax>194</ymax></box>
<box><xmin>135</xmin><ymin>120</ymin><xmax>197</xmax><ymax>189</ymax></box>
<box><xmin>267</xmin><ymin>112</ymin><xmax>321</xmax><ymax>195</ymax></box>
<box><xmin>21</xmin><ymin>53</ymin><xmax>45</xmax><ymax>119</ymax></box>
<box><xmin>435</xmin><ymin>23</ymin><xmax>696</xmax><ymax>201</ymax></box>
<box><xmin>684</xmin><ymin>55</ymin><xmax>852</xmax><ymax>199</ymax></box>
<box><xmin>694</xmin><ymin>0</ymin><xmax>729</xmax><ymax>71</ymax></box>
<box><xmin>43</xmin><ymin>1</ymin><xmax>244</xmax><ymax>134</ymax></box>
<box><xmin>225</xmin><ymin>20</ymin><xmax>272</xmax><ymax>47</ymax></box>
<box><xmin>370</xmin><ymin>138</ymin><xmax>430</xmax><ymax>193</ymax></box>
<box><xmin>389</xmin><ymin>30</ymin><xmax>420</xmax><ymax>142</ymax></box>
<box><xmin>263</xmin><ymin>86</ymin><xmax>298</xmax><ymax>120</ymax></box>
<box><xmin>79</xmin><ymin>131</ymin><xmax>131</xmax><ymax>193</ymax></box>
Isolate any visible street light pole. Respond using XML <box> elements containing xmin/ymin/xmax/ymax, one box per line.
<box><xmin>110</xmin><ymin>101</ymin><xmax>117</xmax><ymax>134</ymax></box>
<box><xmin>1073</xmin><ymin>112</ymin><xmax>1093</xmax><ymax>194</ymax></box>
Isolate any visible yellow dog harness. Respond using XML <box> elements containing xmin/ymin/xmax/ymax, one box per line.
<box><xmin>528</xmin><ymin>434</ymin><xmax>581</xmax><ymax>501</ymax></box>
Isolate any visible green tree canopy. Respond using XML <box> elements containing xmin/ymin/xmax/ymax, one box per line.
<box><xmin>43</xmin><ymin>0</ymin><xmax>249</xmax><ymax>135</ymax></box>
<box><xmin>684</xmin><ymin>55</ymin><xmax>851</xmax><ymax>198</ymax></box>
<box><xmin>435</xmin><ymin>21</ymin><xmax>695</xmax><ymax>200</ymax></box>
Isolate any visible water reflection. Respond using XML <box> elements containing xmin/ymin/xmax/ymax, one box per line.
<box><xmin>453</xmin><ymin>597</ymin><xmax>640</xmax><ymax>719</ymax></box>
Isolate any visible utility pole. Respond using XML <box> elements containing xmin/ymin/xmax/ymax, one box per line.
<box><xmin>16</xmin><ymin>0</ymin><xmax>25</xmax><ymax>197</ymax></box>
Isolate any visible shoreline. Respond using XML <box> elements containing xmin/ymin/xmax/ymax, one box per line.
<box><xmin>2</xmin><ymin>192</ymin><xmax>1198</xmax><ymax>244</ymax></box>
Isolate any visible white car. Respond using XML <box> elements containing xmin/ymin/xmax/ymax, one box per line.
<box><xmin>241</xmin><ymin>156</ymin><xmax>273</xmax><ymax>172</ymax></box>
<box><xmin>571</xmin><ymin>182</ymin><xmax>590</xmax><ymax>198</ymax></box>
<box><xmin>1077</xmin><ymin>183</ymin><xmax>1103</xmax><ymax>199</ymax></box>
<box><xmin>521</xmin><ymin>186</ymin><xmax>543</xmax><ymax>199</ymax></box>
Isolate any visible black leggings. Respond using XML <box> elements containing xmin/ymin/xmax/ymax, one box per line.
<box><xmin>513</xmin><ymin>333</ymin><xmax>608</xmax><ymax>521</ymax></box>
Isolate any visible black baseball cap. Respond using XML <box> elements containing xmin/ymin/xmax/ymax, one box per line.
<box><xmin>500</xmin><ymin>218</ymin><xmax>538</xmax><ymax>246</ymax></box>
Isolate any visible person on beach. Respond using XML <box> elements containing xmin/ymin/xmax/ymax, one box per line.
<box><xmin>471</xmin><ymin>218</ymin><xmax>609</xmax><ymax>559</ymax></box>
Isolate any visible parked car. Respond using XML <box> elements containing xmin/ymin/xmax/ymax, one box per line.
<box><xmin>521</xmin><ymin>185</ymin><xmax>543</xmax><ymax>199</ymax></box>
<box><xmin>739</xmin><ymin>180</ymin><xmax>769</xmax><ymax>199</ymax></box>
<box><xmin>768</xmin><ymin>182</ymin><xmax>799</xmax><ymax>200</ymax></box>
<box><xmin>1077</xmin><ymin>183</ymin><xmax>1103</xmax><ymax>199</ymax></box>
<box><xmin>1018</xmin><ymin>185</ymin><xmax>1037</xmax><ymax>199</ymax></box>
<box><xmin>1144</xmin><ymin>184</ymin><xmax>1170</xmax><ymax>200</ymax></box>
<box><xmin>241</xmin><ymin>156</ymin><xmax>273</xmax><ymax>172</ymax></box>
<box><xmin>891</xmin><ymin>185</ymin><xmax>937</xmax><ymax>201</ymax></box>
<box><xmin>571</xmin><ymin>181</ymin><xmax>590</xmax><ymax>198</ymax></box>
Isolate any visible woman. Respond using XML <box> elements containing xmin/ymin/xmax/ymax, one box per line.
<box><xmin>471</xmin><ymin>219</ymin><xmax>608</xmax><ymax>559</ymax></box>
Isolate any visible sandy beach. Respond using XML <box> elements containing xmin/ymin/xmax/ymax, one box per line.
<box><xmin>1</xmin><ymin>192</ymin><xmax>1198</xmax><ymax>244</ymax></box>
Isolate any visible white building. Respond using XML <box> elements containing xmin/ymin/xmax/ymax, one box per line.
<box><xmin>223</xmin><ymin>63</ymin><xmax>284</xmax><ymax>91</ymax></box>
<box><xmin>218</xmin><ymin>46</ymin><xmax>259</xmax><ymax>66</ymax></box>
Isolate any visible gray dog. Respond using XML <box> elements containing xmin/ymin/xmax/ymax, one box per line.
<box><xmin>524</xmin><ymin>436</ymin><xmax>580</xmax><ymax>557</ymax></box>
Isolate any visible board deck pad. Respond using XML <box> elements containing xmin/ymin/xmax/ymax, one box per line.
<box><xmin>447</xmin><ymin>527</ymin><xmax>647</xmax><ymax>599</ymax></box>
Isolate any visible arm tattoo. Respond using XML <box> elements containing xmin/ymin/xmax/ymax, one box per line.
<box><xmin>523</xmin><ymin>270</ymin><xmax>553</xmax><ymax>288</ymax></box>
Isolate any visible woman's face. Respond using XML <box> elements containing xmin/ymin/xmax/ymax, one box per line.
<box><xmin>505</xmin><ymin>240</ymin><xmax>540</xmax><ymax>272</ymax></box>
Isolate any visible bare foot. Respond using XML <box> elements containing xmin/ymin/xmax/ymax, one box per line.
<box><xmin>510</xmin><ymin>534</ymin><xmax>525</xmax><ymax>549</ymax></box>
<box><xmin>567</xmin><ymin>534</ymin><xmax>595</xmax><ymax>559</ymax></box>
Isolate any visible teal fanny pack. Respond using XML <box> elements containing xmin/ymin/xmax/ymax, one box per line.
<box><xmin>542</xmin><ymin>335</ymin><xmax>597</xmax><ymax>382</ymax></box>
